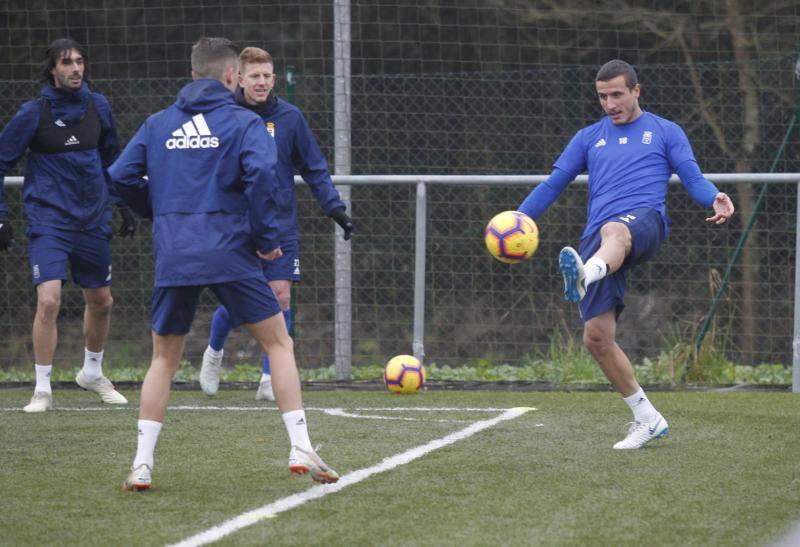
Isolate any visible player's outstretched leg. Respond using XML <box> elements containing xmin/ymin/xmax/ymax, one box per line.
<box><xmin>200</xmin><ymin>306</ymin><xmax>232</xmax><ymax>396</ymax></box>
<box><xmin>245</xmin><ymin>313</ymin><xmax>339</xmax><ymax>483</ymax></box>
<box><xmin>558</xmin><ymin>246</ymin><xmax>586</xmax><ymax>302</ymax></box>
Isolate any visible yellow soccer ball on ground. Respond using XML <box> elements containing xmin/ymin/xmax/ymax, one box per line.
<box><xmin>383</xmin><ymin>355</ymin><xmax>427</xmax><ymax>394</ymax></box>
<box><xmin>484</xmin><ymin>210</ymin><xmax>539</xmax><ymax>264</ymax></box>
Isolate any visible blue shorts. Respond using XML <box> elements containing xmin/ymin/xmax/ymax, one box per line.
<box><xmin>578</xmin><ymin>208</ymin><xmax>665</xmax><ymax>322</ymax></box>
<box><xmin>151</xmin><ymin>277</ymin><xmax>281</xmax><ymax>335</ymax></box>
<box><xmin>262</xmin><ymin>239</ymin><xmax>300</xmax><ymax>282</ymax></box>
<box><xmin>27</xmin><ymin>225</ymin><xmax>112</xmax><ymax>288</ymax></box>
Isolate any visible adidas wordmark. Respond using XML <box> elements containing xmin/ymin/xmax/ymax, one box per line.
<box><xmin>165</xmin><ymin>113</ymin><xmax>220</xmax><ymax>149</ymax></box>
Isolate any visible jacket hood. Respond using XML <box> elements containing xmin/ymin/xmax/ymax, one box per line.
<box><xmin>175</xmin><ymin>79</ymin><xmax>237</xmax><ymax>113</ymax></box>
<box><xmin>235</xmin><ymin>87</ymin><xmax>278</xmax><ymax>115</ymax></box>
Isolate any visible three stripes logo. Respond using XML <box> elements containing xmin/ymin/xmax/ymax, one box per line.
<box><xmin>165</xmin><ymin>114</ymin><xmax>220</xmax><ymax>149</ymax></box>
<box><xmin>64</xmin><ymin>135</ymin><xmax>80</xmax><ymax>146</ymax></box>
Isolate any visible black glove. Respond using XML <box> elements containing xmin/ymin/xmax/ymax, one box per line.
<box><xmin>0</xmin><ymin>220</ymin><xmax>13</xmax><ymax>251</ymax></box>
<box><xmin>330</xmin><ymin>207</ymin><xmax>354</xmax><ymax>241</ymax></box>
<box><xmin>117</xmin><ymin>206</ymin><xmax>136</xmax><ymax>238</ymax></box>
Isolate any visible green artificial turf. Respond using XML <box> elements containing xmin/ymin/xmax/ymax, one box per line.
<box><xmin>1</xmin><ymin>389</ymin><xmax>798</xmax><ymax>546</ymax></box>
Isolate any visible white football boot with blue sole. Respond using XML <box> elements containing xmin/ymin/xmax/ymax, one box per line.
<box><xmin>558</xmin><ymin>246</ymin><xmax>587</xmax><ymax>302</ymax></box>
<box><xmin>613</xmin><ymin>413</ymin><xmax>669</xmax><ymax>449</ymax></box>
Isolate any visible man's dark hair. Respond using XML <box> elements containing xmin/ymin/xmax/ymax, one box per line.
<box><xmin>595</xmin><ymin>59</ymin><xmax>638</xmax><ymax>89</ymax></box>
<box><xmin>40</xmin><ymin>38</ymin><xmax>88</xmax><ymax>85</ymax></box>
<box><xmin>191</xmin><ymin>37</ymin><xmax>240</xmax><ymax>80</ymax></box>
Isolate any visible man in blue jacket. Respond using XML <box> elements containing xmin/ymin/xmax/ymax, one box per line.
<box><xmin>199</xmin><ymin>46</ymin><xmax>353</xmax><ymax>401</ymax></box>
<box><xmin>518</xmin><ymin>60</ymin><xmax>734</xmax><ymax>449</ymax></box>
<box><xmin>110</xmin><ymin>37</ymin><xmax>339</xmax><ymax>491</ymax></box>
<box><xmin>0</xmin><ymin>38</ymin><xmax>134</xmax><ymax>413</ymax></box>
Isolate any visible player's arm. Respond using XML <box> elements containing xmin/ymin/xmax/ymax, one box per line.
<box><xmin>241</xmin><ymin>118</ymin><xmax>281</xmax><ymax>256</ymax></box>
<box><xmin>517</xmin><ymin>130</ymin><xmax>586</xmax><ymax>219</ymax></box>
<box><xmin>95</xmin><ymin>95</ymin><xmax>136</xmax><ymax>236</ymax></box>
<box><xmin>0</xmin><ymin>102</ymin><xmax>40</xmax><ymax>249</ymax></box>
<box><xmin>107</xmin><ymin>122</ymin><xmax>152</xmax><ymax>219</ymax></box>
<box><xmin>675</xmin><ymin>160</ymin><xmax>734</xmax><ymax>224</ymax></box>
<box><xmin>292</xmin><ymin>113</ymin><xmax>353</xmax><ymax>240</ymax></box>
<box><xmin>517</xmin><ymin>167</ymin><xmax>574</xmax><ymax>219</ymax></box>
<box><xmin>667</xmin><ymin>123</ymin><xmax>734</xmax><ymax>224</ymax></box>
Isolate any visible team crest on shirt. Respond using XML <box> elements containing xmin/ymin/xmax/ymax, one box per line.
<box><xmin>642</xmin><ymin>131</ymin><xmax>653</xmax><ymax>144</ymax></box>
<box><xmin>618</xmin><ymin>137</ymin><xmax>628</xmax><ymax>145</ymax></box>
<box><xmin>265</xmin><ymin>122</ymin><xmax>275</xmax><ymax>138</ymax></box>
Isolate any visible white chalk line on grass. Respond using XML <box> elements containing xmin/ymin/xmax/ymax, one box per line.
<box><xmin>0</xmin><ymin>405</ymin><xmax>511</xmax><ymax>413</ymax></box>
<box><xmin>321</xmin><ymin>407</ymin><xmax>471</xmax><ymax>423</ymax></box>
<box><xmin>167</xmin><ymin>406</ymin><xmax>535</xmax><ymax>547</ymax></box>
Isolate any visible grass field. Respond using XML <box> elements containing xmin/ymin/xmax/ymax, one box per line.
<box><xmin>1</xmin><ymin>387</ymin><xmax>799</xmax><ymax>546</ymax></box>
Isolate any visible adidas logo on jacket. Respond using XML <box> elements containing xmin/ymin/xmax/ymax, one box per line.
<box><xmin>165</xmin><ymin>113</ymin><xmax>219</xmax><ymax>149</ymax></box>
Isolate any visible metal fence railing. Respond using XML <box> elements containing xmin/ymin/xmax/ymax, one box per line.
<box><xmin>2</xmin><ymin>174</ymin><xmax>798</xmax><ymax>381</ymax></box>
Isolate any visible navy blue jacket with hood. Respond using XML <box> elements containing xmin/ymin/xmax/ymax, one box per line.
<box><xmin>236</xmin><ymin>88</ymin><xmax>343</xmax><ymax>245</ymax></box>
<box><xmin>0</xmin><ymin>82</ymin><xmax>121</xmax><ymax>231</ymax></box>
<box><xmin>108</xmin><ymin>79</ymin><xmax>281</xmax><ymax>287</ymax></box>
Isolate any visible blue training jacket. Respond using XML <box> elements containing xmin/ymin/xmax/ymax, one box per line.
<box><xmin>0</xmin><ymin>82</ymin><xmax>121</xmax><ymax>230</ymax></box>
<box><xmin>237</xmin><ymin>89</ymin><xmax>344</xmax><ymax>244</ymax></box>
<box><xmin>108</xmin><ymin>79</ymin><xmax>282</xmax><ymax>287</ymax></box>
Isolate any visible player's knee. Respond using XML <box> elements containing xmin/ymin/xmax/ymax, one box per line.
<box><xmin>265</xmin><ymin>329</ymin><xmax>294</xmax><ymax>354</ymax></box>
<box><xmin>583</xmin><ymin>326</ymin><xmax>612</xmax><ymax>354</ymax></box>
<box><xmin>276</xmin><ymin>293</ymin><xmax>291</xmax><ymax>311</ymax></box>
<box><xmin>600</xmin><ymin>222</ymin><xmax>631</xmax><ymax>246</ymax></box>
<box><xmin>36</xmin><ymin>292</ymin><xmax>61</xmax><ymax>319</ymax></box>
<box><xmin>87</xmin><ymin>293</ymin><xmax>114</xmax><ymax>315</ymax></box>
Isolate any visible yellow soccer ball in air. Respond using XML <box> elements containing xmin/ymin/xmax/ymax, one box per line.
<box><xmin>384</xmin><ymin>355</ymin><xmax>427</xmax><ymax>394</ymax></box>
<box><xmin>484</xmin><ymin>210</ymin><xmax>539</xmax><ymax>264</ymax></box>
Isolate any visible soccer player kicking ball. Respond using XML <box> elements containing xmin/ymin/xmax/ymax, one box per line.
<box><xmin>518</xmin><ymin>59</ymin><xmax>734</xmax><ymax>449</ymax></box>
<box><xmin>199</xmin><ymin>46</ymin><xmax>352</xmax><ymax>402</ymax></box>
<box><xmin>109</xmin><ymin>37</ymin><xmax>339</xmax><ymax>490</ymax></box>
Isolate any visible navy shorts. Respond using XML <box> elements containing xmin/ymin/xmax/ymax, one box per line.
<box><xmin>27</xmin><ymin>226</ymin><xmax>112</xmax><ymax>288</ymax></box>
<box><xmin>262</xmin><ymin>239</ymin><xmax>300</xmax><ymax>282</ymax></box>
<box><xmin>578</xmin><ymin>208</ymin><xmax>665</xmax><ymax>322</ymax></box>
<box><xmin>151</xmin><ymin>277</ymin><xmax>282</xmax><ymax>335</ymax></box>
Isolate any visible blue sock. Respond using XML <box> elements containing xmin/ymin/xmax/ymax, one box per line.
<box><xmin>208</xmin><ymin>306</ymin><xmax>232</xmax><ymax>351</ymax></box>
<box><xmin>262</xmin><ymin>309</ymin><xmax>292</xmax><ymax>375</ymax></box>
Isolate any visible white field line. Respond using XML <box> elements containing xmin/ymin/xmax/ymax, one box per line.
<box><xmin>0</xmin><ymin>405</ymin><xmax>511</xmax><ymax>413</ymax></box>
<box><xmin>167</xmin><ymin>406</ymin><xmax>535</xmax><ymax>547</ymax></box>
<box><xmin>321</xmin><ymin>408</ymin><xmax>470</xmax><ymax>423</ymax></box>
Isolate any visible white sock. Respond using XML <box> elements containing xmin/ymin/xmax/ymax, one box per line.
<box><xmin>623</xmin><ymin>388</ymin><xmax>658</xmax><ymax>423</ymax></box>
<box><xmin>260</xmin><ymin>373</ymin><xmax>271</xmax><ymax>383</ymax></box>
<box><xmin>282</xmin><ymin>409</ymin><xmax>313</xmax><ymax>451</ymax></box>
<box><xmin>133</xmin><ymin>419</ymin><xmax>163</xmax><ymax>469</ymax></box>
<box><xmin>82</xmin><ymin>348</ymin><xmax>104</xmax><ymax>381</ymax></box>
<box><xmin>584</xmin><ymin>257</ymin><xmax>608</xmax><ymax>287</ymax></box>
<box><xmin>206</xmin><ymin>346</ymin><xmax>223</xmax><ymax>359</ymax></box>
<box><xmin>34</xmin><ymin>364</ymin><xmax>52</xmax><ymax>393</ymax></box>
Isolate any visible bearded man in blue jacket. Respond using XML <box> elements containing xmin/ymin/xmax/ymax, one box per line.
<box><xmin>199</xmin><ymin>46</ymin><xmax>354</xmax><ymax>402</ymax></box>
<box><xmin>0</xmin><ymin>38</ymin><xmax>134</xmax><ymax>413</ymax></box>
<box><xmin>109</xmin><ymin>37</ymin><xmax>339</xmax><ymax>491</ymax></box>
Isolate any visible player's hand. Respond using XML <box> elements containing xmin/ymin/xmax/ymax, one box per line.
<box><xmin>0</xmin><ymin>220</ymin><xmax>14</xmax><ymax>251</ymax></box>
<box><xmin>330</xmin><ymin>207</ymin><xmax>354</xmax><ymax>240</ymax></box>
<box><xmin>706</xmin><ymin>192</ymin><xmax>734</xmax><ymax>225</ymax></box>
<box><xmin>118</xmin><ymin>206</ymin><xmax>137</xmax><ymax>237</ymax></box>
<box><xmin>257</xmin><ymin>247</ymin><xmax>283</xmax><ymax>261</ymax></box>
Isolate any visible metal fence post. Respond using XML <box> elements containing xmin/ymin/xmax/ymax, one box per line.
<box><xmin>333</xmin><ymin>0</ymin><xmax>352</xmax><ymax>380</ymax></box>
<box><xmin>413</xmin><ymin>182</ymin><xmax>427</xmax><ymax>362</ymax></box>
<box><xmin>794</xmin><ymin>181</ymin><xmax>800</xmax><ymax>393</ymax></box>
